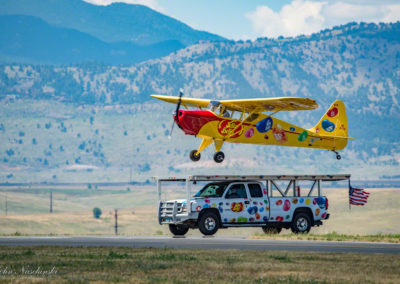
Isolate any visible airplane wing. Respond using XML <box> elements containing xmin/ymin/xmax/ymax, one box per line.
<box><xmin>220</xmin><ymin>97</ymin><xmax>318</xmax><ymax>112</ymax></box>
<box><xmin>151</xmin><ymin>95</ymin><xmax>210</xmax><ymax>108</ymax></box>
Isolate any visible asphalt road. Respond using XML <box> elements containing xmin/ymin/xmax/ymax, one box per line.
<box><xmin>0</xmin><ymin>236</ymin><xmax>399</xmax><ymax>254</ymax></box>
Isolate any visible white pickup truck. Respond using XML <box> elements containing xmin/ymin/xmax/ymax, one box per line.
<box><xmin>156</xmin><ymin>175</ymin><xmax>350</xmax><ymax>236</ymax></box>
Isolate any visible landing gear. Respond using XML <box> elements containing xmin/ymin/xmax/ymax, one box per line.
<box><xmin>332</xmin><ymin>150</ymin><xmax>341</xmax><ymax>160</ymax></box>
<box><xmin>213</xmin><ymin>151</ymin><xmax>225</xmax><ymax>163</ymax></box>
<box><xmin>190</xmin><ymin>150</ymin><xmax>201</xmax><ymax>162</ymax></box>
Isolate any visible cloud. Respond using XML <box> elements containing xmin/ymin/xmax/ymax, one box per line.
<box><xmin>246</xmin><ymin>0</ymin><xmax>400</xmax><ymax>39</ymax></box>
<box><xmin>83</xmin><ymin>0</ymin><xmax>164</xmax><ymax>12</ymax></box>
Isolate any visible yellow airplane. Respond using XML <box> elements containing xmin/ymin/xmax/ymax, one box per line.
<box><xmin>152</xmin><ymin>93</ymin><xmax>352</xmax><ymax>163</ymax></box>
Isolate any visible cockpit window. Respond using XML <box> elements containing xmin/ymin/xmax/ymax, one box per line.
<box><xmin>245</xmin><ymin>113</ymin><xmax>259</xmax><ymax>122</ymax></box>
<box><xmin>208</xmin><ymin>101</ymin><xmax>221</xmax><ymax>113</ymax></box>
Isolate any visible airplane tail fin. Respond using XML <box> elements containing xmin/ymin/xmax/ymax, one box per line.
<box><xmin>309</xmin><ymin>100</ymin><xmax>348</xmax><ymax>138</ymax></box>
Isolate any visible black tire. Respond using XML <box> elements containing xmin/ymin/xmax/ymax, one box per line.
<box><xmin>169</xmin><ymin>224</ymin><xmax>189</xmax><ymax>236</ymax></box>
<box><xmin>213</xmin><ymin>151</ymin><xmax>225</xmax><ymax>163</ymax></box>
<box><xmin>291</xmin><ymin>213</ymin><xmax>311</xmax><ymax>234</ymax></box>
<box><xmin>336</xmin><ymin>154</ymin><xmax>341</xmax><ymax>160</ymax></box>
<box><xmin>198</xmin><ymin>211</ymin><xmax>220</xmax><ymax>235</ymax></box>
<box><xmin>190</xmin><ymin>150</ymin><xmax>201</xmax><ymax>162</ymax></box>
<box><xmin>262</xmin><ymin>226</ymin><xmax>282</xmax><ymax>234</ymax></box>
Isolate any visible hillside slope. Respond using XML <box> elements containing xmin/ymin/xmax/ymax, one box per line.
<box><xmin>0</xmin><ymin>22</ymin><xmax>399</xmax><ymax>181</ymax></box>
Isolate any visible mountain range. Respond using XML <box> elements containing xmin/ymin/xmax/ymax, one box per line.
<box><xmin>0</xmin><ymin>0</ymin><xmax>223</xmax><ymax>64</ymax></box>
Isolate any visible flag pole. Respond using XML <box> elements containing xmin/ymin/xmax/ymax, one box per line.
<box><xmin>348</xmin><ymin>179</ymin><xmax>351</xmax><ymax>211</ymax></box>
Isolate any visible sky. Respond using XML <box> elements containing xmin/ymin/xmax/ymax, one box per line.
<box><xmin>83</xmin><ymin>0</ymin><xmax>400</xmax><ymax>40</ymax></box>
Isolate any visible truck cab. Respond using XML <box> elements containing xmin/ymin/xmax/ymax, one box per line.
<box><xmin>157</xmin><ymin>175</ymin><xmax>349</xmax><ymax>236</ymax></box>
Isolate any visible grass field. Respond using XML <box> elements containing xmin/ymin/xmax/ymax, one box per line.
<box><xmin>0</xmin><ymin>246</ymin><xmax>399</xmax><ymax>283</ymax></box>
<box><xmin>0</xmin><ymin>185</ymin><xmax>399</xmax><ymax>238</ymax></box>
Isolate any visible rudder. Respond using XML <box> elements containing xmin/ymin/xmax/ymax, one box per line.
<box><xmin>309</xmin><ymin>100</ymin><xmax>348</xmax><ymax>138</ymax></box>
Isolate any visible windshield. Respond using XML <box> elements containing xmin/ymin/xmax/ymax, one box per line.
<box><xmin>194</xmin><ymin>182</ymin><xmax>229</xmax><ymax>198</ymax></box>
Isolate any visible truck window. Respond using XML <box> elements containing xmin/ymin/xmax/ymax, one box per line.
<box><xmin>225</xmin><ymin>184</ymin><xmax>247</xmax><ymax>199</ymax></box>
<box><xmin>194</xmin><ymin>182</ymin><xmax>228</xmax><ymax>198</ymax></box>
<box><xmin>248</xmin><ymin>183</ymin><xmax>263</xmax><ymax>198</ymax></box>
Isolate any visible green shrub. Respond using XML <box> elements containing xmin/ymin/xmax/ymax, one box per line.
<box><xmin>93</xmin><ymin>207</ymin><xmax>102</xmax><ymax>219</ymax></box>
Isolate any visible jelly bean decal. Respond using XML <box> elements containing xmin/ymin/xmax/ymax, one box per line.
<box><xmin>218</xmin><ymin>120</ymin><xmax>243</xmax><ymax>138</ymax></box>
<box><xmin>316</xmin><ymin>197</ymin><xmax>326</xmax><ymax>209</ymax></box>
<box><xmin>305</xmin><ymin>199</ymin><xmax>311</xmax><ymax>205</ymax></box>
<box><xmin>203</xmin><ymin>204</ymin><xmax>209</xmax><ymax>209</ymax></box>
<box><xmin>231</xmin><ymin>202</ymin><xmax>244</xmax><ymax>212</ymax></box>
<box><xmin>253</xmin><ymin>201</ymin><xmax>258</xmax><ymax>205</ymax></box>
<box><xmin>275</xmin><ymin>200</ymin><xmax>282</xmax><ymax>206</ymax></box>
<box><xmin>224</xmin><ymin>218</ymin><xmax>228</xmax><ymax>222</ymax></box>
<box><xmin>315</xmin><ymin>208</ymin><xmax>320</xmax><ymax>216</ymax></box>
<box><xmin>196</xmin><ymin>206</ymin><xmax>201</xmax><ymax>212</ymax></box>
<box><xmin>247</xmin><ymin>206</ymin><xmax>258</xmax><ymax>215</ymax></box>
<box><xmin>263</xmin><ymin>189</ymin><xmax>267</xmax><ymax>195</ymax></box>
<box><xmin>264</xmin><ymin>135</ymin><xmax>269</xmax><ymax>140</ymax></box>
<box><xmin>263</xmin><ymin>216</ymin><xmax>269</xmax><ymax>222</ymax></box>
<box><xmin>264</xmin><ymin>200</ymin><xmax>268</xmax><ymax>204</ymax></box>
<box><xmin>255</xmin><ymin>213</ymin><xmax>261</xmax><ymax>220</ymax></box>
<box><xmin>272</xmin><ymin>124</ymin><xmax>288</xmax><ymax>143</ymax></box>
<box><xmin>256</xmin><ymin>117</ymin><xmax>273</xmax><ymax>133</ymax></box>
<box><xmin>300</xmin><ymin>198</ymin><xmax>304</xmax><ymax>204</ymax></box>
<box><xmin>322</xmin><ymin>119</ymin><xmax>335</xmax><ymax>132</ymax></box>
<box><xmin>285</xmin><ymin>215</ymin><xmax>290</xmax><ymax>219</ymax></box>
<box><xmin>259</xmin><ymin>207</ymin><xmax>264</xmax><ymax>213</ymax></box>
<box><xmin>218</xmin><ymin>206</ymin><xmax>223</xmax><ymax>213</ymax></box>
<box><xmin>219</xmin><ymin>202</ymin><xmax>223</xmax><ymax>206</ymax></box>
<box><xmin>327</xmin><ymin>107</ymin><xmax>338</xmax><ymax>117</ymax></box>
<box><xmin>321</xmin><ymin>212</ymin><xmax>327</xmax><ymax>219</ymax></box>
<box><xmin>249</xmin><ymin>217</ymin><xmax>255</xmax><ymax>222</ymax></box>
<box><xmin>276</xmin><ymin>216</ymin><xmax>284</xmax><ymax>222</ymax></box>
<box><xmin>313</xmin><ymin>198</ymin><xmax>317</xmax><ymax>205</ymax></box>
<box><xmin>292</xmin><ymin>198</ymin><xmax>298</xmax><ymax>204</ymax></box>
<box><xmin>205</xmin><ymin>199</ymin><xmax>210</xmax><ymax>204</ymax></box>
<box><xmin>238</xmin><ymin>217</ymin><xmax>248</xmax><ymax>222</ymax></box>
<box><xmin>298</xmin><ymin>131</ymin><xmax>308</xmax><ymax>142</ymax></box>
<box><xmin>211</xmin><ymin>203</ymin><xmax>217</xmax><ymax>208</ymax></box>
<box><xmin>230</xmin><ymin>218</ymin><xmax>236</xmax><ymax>222</ymax></box>
<box><xmin>245</xmin><ymin>128</ymin><xmax>254</xmax><ymax>138</ymax></box>
<box><xmin>283</xmin><ymin>200</ymin><xmax>291</xmax><ymax>211</ymax></box>
<box><xmin>290</xmin><ymin>127</ymin><xmax>295</xmax><ymax>131</ymax></box>
<box><xmin>266</xmin><ymin>207</ymin><xmax>270</xmax><ymax>211</ymax></box>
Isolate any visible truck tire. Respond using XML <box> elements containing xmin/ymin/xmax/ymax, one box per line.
<box><xmin>198</xmin><ymin>211</ymin><xmax>220</xmax><ymax>235</ymax></box>
<box><xmin>262</xmin><ymin>226</ymin><xmax>282</xmax><ymax>234</ymax></box>
<box><xmin>169</xmin><ymin>224</ymin><xmax>189</xmax><ymax>236</ymax></box>
<box><xmin>291</xmin><ymin>213</ymin><xmax>311</xmax><ymax>234</ymax></box>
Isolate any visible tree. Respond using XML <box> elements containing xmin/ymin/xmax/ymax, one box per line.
<box><xmin>93</xmin><ymin>207</ymin><xmax>102</xmax><ymax>219</ymax></box>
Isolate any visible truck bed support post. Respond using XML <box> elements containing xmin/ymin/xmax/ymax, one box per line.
<box><xmin>318</xmin><ymin>179</ymin><xmax>321</xmax><ymax>196</ymax></box>
<box><xmin>186</xmin><ymin>178</ymin><xmax>191</xmax><ymax>216</ymax></box>
<box><xmin>157</xmin><ymin>179</ymin><xmax>161</xmax><ymax>203</ymax></box>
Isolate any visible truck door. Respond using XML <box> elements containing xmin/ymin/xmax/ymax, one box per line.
<box><xmin>222</xmin><ymin>183</ymin><xmax>249</xmax><ymax>223</ymax></box>
<box><xmin>247</xmin><ymin>183</ymin><xmax>269</xmax><ymax>223</ymax></box>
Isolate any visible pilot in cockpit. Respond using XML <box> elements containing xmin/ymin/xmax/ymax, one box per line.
<box><xmin>208</xmin><ymin>101</ymin><xmax>231</xmax><ymax>118</ymax></box>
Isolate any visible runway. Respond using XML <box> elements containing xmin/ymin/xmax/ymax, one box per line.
<box><xmin>0</xmin><ymin>236</ymin><xmax>399</xmax><ymax>254</ymax></box>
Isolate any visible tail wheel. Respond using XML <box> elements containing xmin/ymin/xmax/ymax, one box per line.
<box><xmin>336</xmin><ymin>154</ymin><xmax>341</xmax><ymax>160</ymax></box>
<box><xmin>213</xmin><ymin>151</ymin><xmax>225</xmax><ymax>163</ymax></box>
<box><xmin>190</xmin><ymin>150</ymin><xmax>201</xmax><ymax>162</ymax></box>
<box><xmin>169</xmin><ymin>224</ymin><xmax>189</xmax><ymax>236</ymax></box>
<box><xmin>262</xmin><ymin>226</ymin><xmax>282</xmax><ymax>234</ymax></box>
<box><xmin>291</xmin><ymin>213</ymin><xmax>311</xmax><ymax>234</ymax></box>
<box><xmin>198</xmin><ymin>211</ymin><xmax>220</xmax><ymax>235</ymax></box>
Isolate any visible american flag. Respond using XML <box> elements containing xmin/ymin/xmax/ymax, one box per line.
<box><xmin>349</xmin><ymin>186</ymin><xmax>370</xmax><ymax>206</ymax></box>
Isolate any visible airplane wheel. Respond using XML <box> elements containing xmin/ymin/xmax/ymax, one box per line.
<box><xmin>213</xmin><ymin>151</ymin><xmax>225</xmax><ymax>163</ymax></box>
<box><xmin>190</xmin><ymin>150</ymin><xmax>201</xmax><ymax>162</ymax></box>
<box><xmin>336</xmin><ymin>154</ymin><xmax>341</xmax><ymax>160</ymax></box>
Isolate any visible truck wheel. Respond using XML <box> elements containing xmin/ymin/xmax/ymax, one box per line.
<box><xmin>262</xmin><ymin>226</ymin><xmax>282</xmax><ymax>234</ymax></box>
<box><xmin>169</xmin><ymin>224</ymin><xmax>189</xmax><ymax>236</ymax></box>
<box><xmin>198</xmin><ymin>211</ymin><xmax>220</xmax><ymax>235</ymax></box>
<box><xmin>291</xmin><ymin>213</ymin><xmax>311</xmax><ymax>234</ymax></box>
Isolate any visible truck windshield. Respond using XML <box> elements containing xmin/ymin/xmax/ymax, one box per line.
<box><xmin>194</xmin><ymin>182</ymin><xmax>228</xmax><ymax>198</ymax></box>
